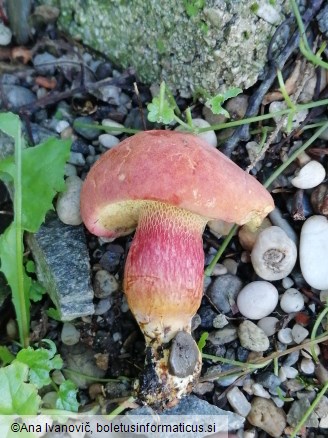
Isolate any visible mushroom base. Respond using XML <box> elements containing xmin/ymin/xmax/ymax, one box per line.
<box><xmin>123</xmin><ymin>201</ymin><xmax>207</xmax><ymax>406</ymax></box>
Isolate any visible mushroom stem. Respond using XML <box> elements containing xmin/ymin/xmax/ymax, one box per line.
<box><xmin>123</xmin><ymin>201</ymin><xmax>207</xmax><ymax>406</ymax></box>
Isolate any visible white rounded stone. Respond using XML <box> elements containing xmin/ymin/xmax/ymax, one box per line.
<box><xmin>257</xmin><ymin>316</ymin><xmax>279</xmax><ymax>336</ymax></box>
<box><xmin>56</xmin><ymin>120</ymin><xmax>70</xmax><ymax>134</ymax></box>
<box><xmin>101</xmin><ymin>119</ymin><xmax>124</xmax><ymax>135</ymax></box>
<box><xmin>292</xmin><ymin>324</ymin><xmax>309</xmax><ymax>344</ymax></box>
<box><xmin>291</xmin><ymin>161</ymin><xmax>326</xmax><ymax>189</ymax></box>
<box><xmin>280</xmin><ymin>288</ymin><xmax>304</xmax><ymax>313</ymax></box>
<box><xmin>56</xmin><ymin>176</ymin><xmax>83</xmax><ymax>225</ymax></box>
<box><xmin>281</xmin><ymin>365</ymin><xmax>298</xmax><ymax>379</ymax></box>
<box><xmin>98</xmin><ymin>133</ymin><xmax>120</xmax><ymax>149</ymax></box>
<box><xmin>61</xmin><ymin>323</ymin><xmax>80</xmax><ymax>345</ymax></box>
<box><xmin>251</xmin><ymin>226</ymin><xmax>297</xmax><ymax>281</ymax></box>
<box><xmin>282</xmin><ymin>277</ymin><xmax>294</xmax><ymax>289</ymax></box>
<box><xmin>0</xmin><ymin>23</ymin><xmax>12</xmax><ymax>45</ymax></box>
<box><xmin>300</xmin><ymin>216</ymin><xmax>328</xmax><ymax>290</ymax></box>
<box><xmin>278</xmin><ymin>328</ymin><xmax>293</xmax><ymax>345</ymax></box>
<box><xmin>300</xmin><ymin>358</ymin><xmax>315</xmax><ymax>374</ymax></box>
<box><xmin>301</xmin><ymin>340</ymin><xmax>320</xmax><ymax>359</ymax></box>
<box><xmin>237</xmin><ymin>281</ymin><xmax>278</xmax><ymax>320</ymax></box>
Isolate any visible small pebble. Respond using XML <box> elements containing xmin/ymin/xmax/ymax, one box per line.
<box><xmin>64</xmin><ymin>163</ymin><xmax>77</xmax><ymax>177</ymax></box>
<box><xmin>61</xmin><ymin>322</ymin><xmax>80</xmax><ymax>345</ymax></box>
<box><xmin>247</xmin><ymin>397</ymin><xmax>287</xmax><ymax>438</ymax></box>
<box><xmin>6</xmin><ymin>319</ymin><xmax>18</xmax><ymax>339</ymax></box>
<box><xmin>237</xmin><ymin>281</ymin><xmax>278</xmax><ymax>320</ymax></box>
<box><xmin>270</xmin><ymin>101</ymin><xmax>308</xmax><ymax>132</ymax></box>
<box><xmin>282</xmin><ymin>277</ymin><xmax>294</xmax><ymax>289</ymax></box>
<box><xmin>287</xmin><ymin>399</ymin><xmax>319</xmax><ymax>428</ymax></box>
<box><xmin>2</xmin><ymin>84</ymin><xmax>36</xmax><ymax>108</ymax></box>
<box><xmin>320</xmin><ymin>290</ymin><xmax>328</xmax><ymax>303</ymax></box>
<box><xmin>257</xmin><ymin>317</ymin><xmax>279</xmax><ymax>336</ymax></box>
<box><xmin>56</xmin><ymin>176</ymin><xmax>83</xmax><ymax>225</ymax></box>
<box><xmin>94</xmin><ymin>298</ymin><xmax>112</xmax><ymax>315</ymax></box>
<box><xmin>256</xmin><ymin>4</ymin><xmax>281</xmax><ymax>24</ymax></box>
<box><xmin>33</xmin><ymin>52</ymin><xmax>57</xmax><ymax>75</ymax></box>
<box><xmin>256</xmin><ymin>371</ymin><xmax>281</xmax><ymax>393</ymax></box>
<box><xmin>208</xmin><ymin>325</ymin><xmax>238</xmax><ymax>346</ymax></box>
<box><xmin>291</xmin><ymin>160</ymin><xmax>326</xmax><ymax>189</ymax></box>
<box><xmin>74</xmin><ymin>116</ymin><xmax>100</xmax><ymax>140</ymax></box>
<box><xmin>168</xmin><ymin>331</ymin><xmax>199</xmax><ymax>378</ymax></box>
<box><xmin>283</xmin><ymin>351</ymin><xmax>300</xmax><ymax>367</ymax></box>
<box><xmin>301</xmin><ymin>341</ymin><xmax>320</xmax><ymax>359</ymax></box>
<box><xmin>281</xmin><ymin>366</ymin><xmax>298</xmax><ymax>379</ymax></box>
<box><xmin>292</xmin><ymin>323</ymin><xmax>309</xmax><ymax>344</ymax></box>
<box><xmin>280</xmin><ymin>288</ymin><xmax>304</xmax><ymax>313</ymax></box>
<box><xmin>251</xmin><ymin>383</ymin><xmax>271</xmax><ymax>399</ymax></box>
<box><xmin>207</xmin><ymin>274</ymin><xmax>243</xmax><ymax>314</ymax></box>
<box><xmin>175</xmin><ymin>118</ymin><xmax>217</xmax><ymax>147</ymax></box>
<box><xmin>56</xmin><ymin>120</ymin><xmax>70</xmax><ymax>134</ymax></box>
<box><xmin>98</xmin><ymin>133</ymin><xmax>120</xmax><ymax>149</ymax></box>
<box><xmin>68</xmin><ymin>151</ymin><xmax>86</xmax><ymax>166</ymax></box>
<box><xmin>238</xmin><ymin>321</ymin><xmax>270</xmax><ymax>352</ymax></box>
<box><xmin>227</xmin><ymin>387</ymin><xmax>251</xmax><ymax>417</ymax></box>
<box><xmin>278</xmin><ymin>328</ymin><xmax>294</xmax><ymax>345</ymax></box>
<box><xmin>300</xmin><ymin>358</ymin><xmax>315</xmax><ymax>374</ymax></box>
<box><xmin>222</xmin><ymin>258</ymin><xmax>238</xmax><ymax>275</ymax></box>
<box><xmin>251</xmin><ymin>226</ymin><xmax>297</xmax><ymax>281</ymax></box>
<box><xmin>212</xmin><ymin>314</ymin><xmax>229</xmax><ymax>329</ymax></box>
<box><xmin>0</xmin><ymin>23</ymin><xmax>12</xmax><ymax>45</ymax></box>
<box><xmin>300</xmin><ymin>215</ymin><xmax>328</xmax><ymax>290</ymax></box>
<box><xmin>211</xmin><ymin>263</ymin><xmax>228</xmax><ymax>276</ymax></box>
<box><xmin>93</xmin><ymin>270</ymin><xmax>119</xmax><ymax>298</ymax></box>
<box><xmin>102</xmin><ymin>118</ymin><xmax>124</xmax><ymax>136</ymax></box>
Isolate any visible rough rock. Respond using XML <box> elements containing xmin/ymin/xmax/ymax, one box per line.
<box><xmin>168</xmin><ymin>332</ymin><xmax>200</xmax><ymax>378</ymax></box>
<box><xmin>227</xmin><ymin>387</ymin><xmax>251</xmax><ymax>417</ymax></box>
<box><xmin>207</xmin><ymin>274</ymin><xmax>243</xmax><ymax>314</ymax></box>
<box><xmin>287</xmin><ymin>398</ymin><xmax>319</xmax><ymax>428</ymax></box>
<box><xmin>26</xmin><ymin>214</ymin><xmax>94</xmax><ymax>320</ymax></box>
<box><xmin>238</xmin><ymin>321</ymin><xmax>270</xmax><ymax>352</ymax></box>
<box><xmin>43</xmin><ymin>0</ymin><xmax>289</xmax><ymax>97</ymax></box>
<box><xmin>247</xmin><ymin>397</ymin><xmax>286</xmax><ymax>438</ymax></box>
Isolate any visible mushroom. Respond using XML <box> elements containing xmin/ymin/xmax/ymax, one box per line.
<box><xmin>80</xmin><ymin>130</ymin><xmax>274</xmax><ymax>407</ymax></box>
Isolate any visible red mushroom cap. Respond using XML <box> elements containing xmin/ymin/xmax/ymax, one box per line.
<box><xmin>80</xmin><ymin>130</ymin><xmax>274</xmax><ymax>237</ymax></box>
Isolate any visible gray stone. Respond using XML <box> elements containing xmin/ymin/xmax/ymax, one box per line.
<box><xmin>247</xmin><ymin>397</ymin><xmax>286</xmax><ymax>438</ymax></box>
<box><xmin>61</xmin><ymin>322</ymin><xmax>80</xmax><ymax>345</ymax></box>
<box><xmin>168</xmin><ymin>332</ymin><xmax>199</xmax><ymax>378</ymax></box>
<box><xmin>256</xmin><ymin>372</ymin><xmax>281</xmax><ymax>394</ymax></box>
<box><xmin>26</xmin><ymin>214</ymin><xmax>94</xmax><ymax>320</ymax></box>
<box><xmin>73</xmin><ymin>116</ymin><xmax>100</xmax><ymax>140</ymax></box>
<box><xmin>93</xmin><ymin>270</ymin><xmax>119</xmax><ymax>298</ymax></box>
<box><xmin>227</xmin><ymin>387</ymin><xmax>251</xmax><ymax>417</ymax></box>
<box><xmin>238</xmin><ymin>321</ymin><xmax>270</xmax><ymax>352</ymax></box>
<box><xmin>1</xmin><ymin>85</ymin><xmax>36</xmax><ymax>109</ymax></box>
<box><xmin>287</xmin><ymin>399</ymin><xmax>319</xmax><ymax>428</ymax></box>
<box><xmin>33</xmin><ymin>52</ymin><xmax>57</xmax><ymax>75</ymax></box>
<box><xmin>46</xmin><ymin>0</ymin><xmax>289</xmax><ymax>98</ymax></box>
<box><xmin>128</xmin><ymin>395</ymin><xmax>245</xmax><ymax>435</ymax></box>
<box><xmin>208</xmin><ymin>325</ymin><xmax>238</xmax><ymax>345</ymax></box>
<box><xmin>207</xmin><ymin>274</ymin><xmax>243</xmax><ymax>314</ymax></box>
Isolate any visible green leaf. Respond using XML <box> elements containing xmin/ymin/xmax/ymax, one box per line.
<box><xmin>206</xmin><ymin>87</ymin><xmax>242</xmax><ymax>117</ymax></box>
<box><xmin>25</xmin><ymin>260</ymin><xmax>35</xmax><ymax>273</ymax></box>
<box><xmin>29</xmin><ymin>280</ymin><xmax>46</xmax><ymax>302</ymax></box>
<box><xmin>0</xmin><ymin>224</ymin><xmax>31</xmax><ymax>338</ymax></box>
<box><xmin>46</xmin><ymin>307</ymin><xmax>61</xmax><ymax>321</ymax></box>
<box><xmin>0</xmin><ymin>362</ymin><xmax>41</xmax><ymax>414</ymax></box>
<box><xmin>0</xmin><ymin>138</ymin><xmax>70</xmax><ymax>233</ymax></box>
<box><xmin>147</xmin><ymin>97</ymin><xmax>175</xmax><ymax>124</ymax></box>
<box><xmin>0</xmin><ymin>346</ymin><xmax>15</xmax><ymax>365</ymax></box>
<box><xmin>15</xmin><ymin>341</ymin><xmax>63</xmax><ymax>389</ymax></box>
<box><xmin>183</xmin><ymin>0</ymin><xmax>205</xmax><ymax>17</ymax></box>
<box><xmin>197</xmin><ymin>332</ymin><xmax>208</xmax><ymax>352</ymax></box>
<box><xmin>56</xmin><ymin>380</ymin><xmax>79</xmax><ymax>412</ymax></box>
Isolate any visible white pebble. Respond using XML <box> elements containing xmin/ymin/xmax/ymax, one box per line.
<box><xmin>102</xmin><ymin>119</ymin><xmax>124</xmax><ymax>135</ymax></box>
<box><xmin>68</xmin><ymin>151</ymin><xmax>85</xmax><ymax>166</ymax></box>
<box><xmin>0</xmin><ymin>22</ymin><xmax>12</xmax><ymax>45</ymax></box>
<box><xmin>256</xmin><ymin>4</ymin><xmax>281</xmax><ymax>25</ymax></box>
<box><xmin>56</xmin><ymin>120</ymin><xmax>70</xmax><ymax>134</ymax></box>
<box><xmin>301</xmin><ymin>341</ymin><xmax>320</xmax><ymax>359</ymax></box>
<box><xmin>292</xmin><ymin>324</ymin><xmax>309</xmax><ymax>344</ymax></box>
<box><xmin>251</xmin><ymin>226</ymin><xmax>297</xmax><ymax>281</ymax></box>
<box><xmin>237</xmin><ymin>281</ymin><xmax>278</xmax><ymax>320</ymax></box>
<box><xmin>175</xmin><ymin>118</ymin><xmax>217</xmax><ymax>147</ymax></box>
<box><xmin>56</xmin><ymin>176</ymin><xmax>83</xmax><ymax>225</ymax></box>
<box><xmin>251</xmin><ymin>383</ymin><xmax>271</xmax><ymax>399</ymax></box>
<box><xmin>282</xmin><ymin>277</ymin><xmax>294</xmax><ymax>289</ymax></box>
<box><xmin>222</xmin><ymin>258</ymin><xmax>238</xmax><ymax>275</ymax></box>
<box><xmin>278</xmin><ymin>328</ymin><xmax>293</xmax><ymax>345</ymax></box>
<box><xmin>211</xmin><ymin>263</ymin><xmax>228</xmax><ymax>276</ymax></box>
<box><xmin>300</xmin><ymin>358</ymin><xmax>315</xmax><ymax>374</ymax></box>
<box><xmin>238</xmin><ymin>320</ymin><xmax>270</xmax><ymax>352</ymax></box>
<box><xmin>257</xmin><ymin>316</ymin><xmax>279</xmax><ymax>336</ymax></box>
<box><xmin>300</xmin><ymin>216</ymin><xmax>328</xmax><ymax>290</ymax></box>
<box><xmin>98</xmin><ymin>133</ymin><xmax>120</xmax><ymax>149</ymax></box>
<box><xmin>61</xmin><ymin>323</ymin><xmax>80</xmax><ymax>345</ymax></box>
<box><xmin>291</xmin><ymin>161</ymin><xmax>326</xmax><ymax>189</ymax></box>
<box><xmin>280</xmin><ymin>288</ymin><xmax>304</xmax><ymax>313</ymax></box>
<box><xmin>64</xmin><ymin>163</ymin><xmax>77</xmax><ymax>177</ymax></box>
<box><xmin>213</xmin><ymin>314</ymin><xmax>229</xmax><ymax>329</ymax></box>
<box><xmin>269</xmin><ymin>101</ymin><xmax>308</xmax><ymax>132</ymax></box>
<box><xmin>281</xmin><ymin>366</ymin><xmax>298</xmax><ymax>379</ymax></box>
<box><xmin>320</xmin><ymin>290</ymin><xmax>328</xmax><ymax>304</ymax></box>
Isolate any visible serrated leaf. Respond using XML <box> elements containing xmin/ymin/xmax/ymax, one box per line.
<box><xmin>0</xmin><ymin>362</ymin><xmax>41</xmax><ymax>414</ymax></box>
<box><xmin>0</xmin><ymin>138</ymin><xmax>70</xmax><ymax>233</ymax></box>
<box><xmin>0</xmin><ymin>224</ymin><xmax>31</xmax><ymax>336</ymax></box>
<box><xmin>29</xmin><ymin>280</ymin><xmax>45</xmax><ymax>302</ymax></box>
<box><xmin>15</xmin><ymin>342</ymin><xmax>63</xmax><ymax>389</ymax></box>
<box><xmin>206</xmin><ymin>87</ymin><xmax>242</xmax><ymax>116</ymax></box>
<box><xmin>25</xmin><ymin>260</ymin><xmax>35</xmax><ymax>273</ymax></box>
<box><xmin>56</xmin><ymin>380</ymin><xmax>79</xmax><ymax>412</ymax></box>
<box><xmin>147</xmin><ymin>97</ymin><xmax>175</xmax><ymax>124</ymax></box>
<box><xmin>46</xmin><ymin>307</ymin><xmax>61</xmax><ymax>321</ymax></box>
<box><xmin>222</xmin><ymin>87</ymin><xmax>243</xmax><ymax>101</ymax></box>
<box><xmin>0</xmin><ymin>346</ymin><xmax>15</xmax><ymax>365</ymax></box>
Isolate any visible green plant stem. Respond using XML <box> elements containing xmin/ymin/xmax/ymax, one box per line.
<box><xmin>73</xmin><ymin>121</ymin><xmax>140</xmax><ymax>135</ymax></box>
<box><xmin>196</xmin><ymin>98</ymin><xmax>328</xmax><ymax>133</ymax></box>
<box><xmin>107</xmin><ymin>396</ymin><xmax>136</xmax><ymax>418</ymax></box>
<box><xmin>202</xmin><ymin>353</ymin><xmax>272</xmax><ymax>369</ymax></box>
<box><xmin>204</xmin><ymin>224</ymin><xmax>238</xmax><ymax>276</ymax></box>
<box><xmin>63</xmin><ymin>368</ymin><xmax>127</xmax><ymax>383</ymax></box>
<box><xmin>14</xmin><ymin>126</ymin><xmax>29</xmax><ymax>348</ymax></box>
<box><xmin>277</xmin><ymin>69</ymin><xmax>295</xmax><ymax>109</ymax></box>
<box><xmin>310</xmin><ymin>305</ymin><xmax>328</xmax><ymax>363</ymax></box>
<box><xmin>290</xmin><ymin>380</ymin><xmax>328</xmax><ymax>438</ymax></box>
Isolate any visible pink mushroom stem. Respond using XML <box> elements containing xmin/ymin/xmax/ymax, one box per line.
<box><xmin>124</xmin><ymin>201</ymin><xmax>208</xmax><ymax>345</ymax></box>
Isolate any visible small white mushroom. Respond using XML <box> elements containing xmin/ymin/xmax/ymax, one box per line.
<box><xmin>251</xmin><ymin>226</ymin><xmax>297</xmax><ymax>281</ymax></box>
<box><xmin>291</xmin><ymin>160</ymin><xmax>326</xmax><ymax>189</ymax></box>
